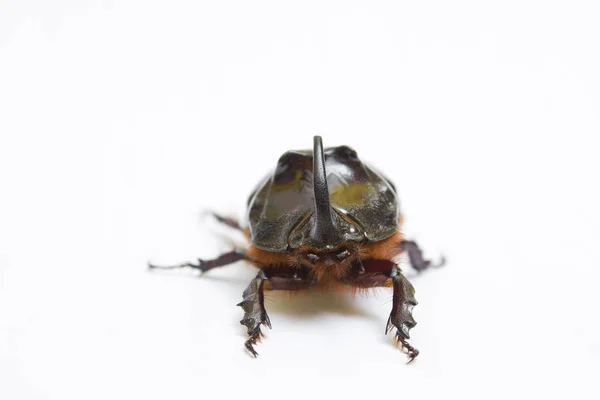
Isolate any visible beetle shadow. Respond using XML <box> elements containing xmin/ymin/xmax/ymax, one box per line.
<box><xmin>167</xmin><ymin>269</ymin><xmax>385</xmax><ymax>322</ymax></box>
<box><xmin>263</xmin><ymin>289</ymin><xmax>385</xmax><ymax>323</ymax></box>
<box><xmin>151</xmin><ymin>267</ymin><xmax>406</xmax><ymax>350</ymax></box>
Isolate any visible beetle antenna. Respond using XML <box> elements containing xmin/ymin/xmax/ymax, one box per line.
<box><xmin>311</xmin><ymin>135</ymin><xmax>336</xmax><ymax>246</ymax></box>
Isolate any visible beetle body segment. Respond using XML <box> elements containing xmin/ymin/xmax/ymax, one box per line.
<box><xmin>247</xmin><ymin>138</ymin><xmax>400</xmax><ymax>252</ymax></box>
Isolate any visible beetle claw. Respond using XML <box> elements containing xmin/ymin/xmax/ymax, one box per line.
<box><xmin>245</xmin><ymin>334</ymin><xmax>260</xmax><ymax>357</ymax></box>
<box><xmin>393</xmin><ymin>333</ymin><xmax>419</xmax><ymax>363</ymax></box>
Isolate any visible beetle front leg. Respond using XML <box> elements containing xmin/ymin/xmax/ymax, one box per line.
<box><xmin>386</xmin><ymin>267</ymin><xmax>420</xmax><ymax>362</ymax></box>
<box><xmin>238</xmin><ymin>271</ymin><xmax>271</xmax><ymax>357</ymax></box>
<box><xmin>400</xmin><ymin>240</ymin><xmax>445</xmax><ymax>272</ymax></box>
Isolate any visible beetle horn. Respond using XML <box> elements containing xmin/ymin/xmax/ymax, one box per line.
<box><xmin>311</xmin><ymin>135</ymin><xmax>336</xmax><ymax>246</ymax></box>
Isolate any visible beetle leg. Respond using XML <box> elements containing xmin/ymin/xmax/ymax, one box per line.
<box><xmin>400</xmin><ymin>240</ymin><xmax>446</xmax><ymax>272</ymax></box>
<box><xmin>210</xmin><ymin>212</ymin><xmax>244</xmax><ymax>232</ymax></box>
<box><xmin>148</xmin><ymin>250</ymin><xmax>247</xmax><ymax>273</ymax></box>
<box><xmin>238</xmin><ymin>271</ymin><xmax>271</xmax><ymax>357</ymax></box>
<box><xmin>386</xmin><ymin>267</ymin><xmax>420</xmax><ymax>362</ymax></box>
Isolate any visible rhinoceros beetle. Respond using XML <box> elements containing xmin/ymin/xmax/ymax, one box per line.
<box><xmin>150</xmin><ymin>136</ymin><xmax>444</xmax><ymax>362</ymax></box>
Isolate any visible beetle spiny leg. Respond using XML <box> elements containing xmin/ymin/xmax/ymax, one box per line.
<box><xmin>387</xmin><ymin>268</ymin><xmax>420</xmax><ymax>362</ymax></box>
<box><xmin>239</xmin><ymin>272</ymin><xmax>271</xmax><ymax>357</ymax></box>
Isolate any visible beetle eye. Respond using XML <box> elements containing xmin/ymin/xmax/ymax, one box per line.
<box><xmin>307</xmin><ymin>253</ymin><xmax>319</xmax><ymax>262</ymax></box>
<box><xmin>336</xmin><ymin>250</ymin><xmax>350</xmax><ymax>260</ymax></box>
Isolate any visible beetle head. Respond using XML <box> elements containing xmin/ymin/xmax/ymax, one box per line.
<box><xmin>299</xmin><ymin>245</ymin><xmax>362</xmax><ymax>282</ymax></box>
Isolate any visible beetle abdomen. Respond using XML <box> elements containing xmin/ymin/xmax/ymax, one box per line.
<box><xmin>247</xmin><ymin>137</ymin><xmax>400</xmax><ymax>252</ymax></box>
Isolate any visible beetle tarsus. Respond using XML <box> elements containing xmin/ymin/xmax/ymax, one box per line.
<box><xmin>148</xmin><ymin>261</ymin><xmax>201</xmax><ymax>270</ymax></box>
<box><xmin>400</xmin><ymin>240</ymin><xmax>445</xmax><ymax>272</ymax></box>
<box><xmin>238</xmin><ymin>271</ymin><xmax>271</xmax><ymax>357</ymax></box>
<box><xmin>244</xmin><ymin>330</ymin><xmax>263</xmax><ymax>357</ymax></box>
<box><xmin>387</xmin><ymin>268</ymin><xmax>419</xmax><ymax>362</ymax></box>
<box><xmin>395</xmin><ymin>334</ymin><xmax>420</xmax><ymax>363</ymax></box>
<box><xmin>148</xmin><ymin>250</ymin><xmax>246</xmax><ymax>273</ymax></box>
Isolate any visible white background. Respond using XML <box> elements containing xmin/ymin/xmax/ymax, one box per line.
<box><xmin>1</xmin><ymin>1</ymin><xmax>599</xmax><ymax>399</ymax></box>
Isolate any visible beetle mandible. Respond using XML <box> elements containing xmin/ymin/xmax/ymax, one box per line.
<box><xmin>150</xmin><ymin>136</ymin><xmax>444</xmax><ymax>361</ymax></box>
